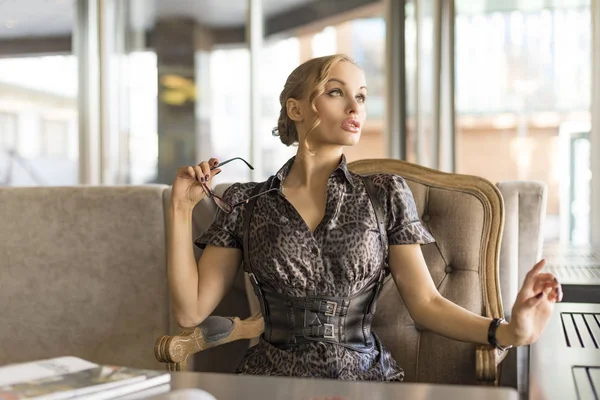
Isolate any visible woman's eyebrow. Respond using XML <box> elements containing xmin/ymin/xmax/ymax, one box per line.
<box><xmin>327</xmin><ymin>78</ymin><xmax>367</xmax><ymax>91</ymax></box>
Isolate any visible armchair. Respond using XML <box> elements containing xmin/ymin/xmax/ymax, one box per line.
<box><xmin>155</xmin><ymin>159</ymin><xmax>509</xmax><ymax>385</ymax></box>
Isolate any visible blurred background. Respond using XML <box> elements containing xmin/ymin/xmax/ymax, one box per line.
<box><xmin>0</xmin><ymin>0</ymin><xmax>598</xmax><ymax>247</ymax></box>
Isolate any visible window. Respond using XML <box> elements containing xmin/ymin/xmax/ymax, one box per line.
<box><xmin>0</xmin><ymin>112</ymin><xmax>18</xmax><ymax>152</ymax></box>
<box><xmin>0</xmin><ymin>55</ymin><xmax>78</xmax><ymax>186</ymax></box>
<box><xmin>455</xmin><ymin>1</ymin><xmax>592</xmax><ymax>244</ymax></box>
<box><xmin>41</xmin><ymin>119</ymin><xmax>69</xmax><ymax>157</ymax></box>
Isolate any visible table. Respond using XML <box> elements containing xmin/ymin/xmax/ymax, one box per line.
<box><xmin>529</xmin><ymin>302</ymin><xmax>600</xmax><ymax>400</ymax></box>
<box><xmin>543</xmin><ymin>245</ymin><xmax>600</xmax><ymax>303</ymax></box>
<box><xmin>128</xmin><ymin>372</ymin><xmax>519</xmax><ymax>400</ymax></box>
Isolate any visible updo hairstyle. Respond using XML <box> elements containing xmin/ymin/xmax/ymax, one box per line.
<box><xmin>272</xmin><ymin>54</ymin><xmax>359</xmax><ymax>146</ymax></box>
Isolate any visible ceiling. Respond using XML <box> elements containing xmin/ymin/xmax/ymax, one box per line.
<box><xmin>156</xmin><ymin>0</ymin><xmax>313</xmax><ymax>27</ymax></box>
<box><xmin>0</xmin><ymin>0</ymin><xmax>591</xmax><ymax>39</ymax></box>
<box><xmin>0</xmin><ymin>0</ymin><xmax>315</xmax><ymax>39</ymax></box>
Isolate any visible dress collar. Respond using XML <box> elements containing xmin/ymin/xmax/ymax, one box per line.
<box><xmin>270</xmin><ymin>154</ymin><xmax>355</xmax><ymax>189</ymax></box>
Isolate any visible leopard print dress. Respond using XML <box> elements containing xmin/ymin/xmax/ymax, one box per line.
<box><xmin>195</xmin><ymin>155</ymin><xmax>435</xmax><ymax>381</ymax></box>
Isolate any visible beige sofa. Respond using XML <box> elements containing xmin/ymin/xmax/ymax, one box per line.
<box><xmin>0</xmin><ymin>170</ymin><xmax>546</xmax><ymax>391</ymax></box>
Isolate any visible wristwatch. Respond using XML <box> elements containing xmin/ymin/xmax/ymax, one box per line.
<box><xmin>488</xmin><ymin>317</ymin><xmax>514</xmax><ymax>351</ymax></box>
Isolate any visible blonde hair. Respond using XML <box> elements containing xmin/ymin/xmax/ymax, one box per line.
<box><xmin>272</xmin><ymin>54</ymin><xmax>360</xmax><ymax>147</ymax></box>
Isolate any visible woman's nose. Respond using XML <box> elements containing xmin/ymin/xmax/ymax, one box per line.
<box><xmin>346</xmin><ymin>98</ymin><xmax>359</xmax><ymax>114</ymax></box>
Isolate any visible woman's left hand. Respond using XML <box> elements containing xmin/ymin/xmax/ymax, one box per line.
<box><xmin>507</xmin><ymin>259</ymin><xmax>563</xmax><ymax>346</ymax></box>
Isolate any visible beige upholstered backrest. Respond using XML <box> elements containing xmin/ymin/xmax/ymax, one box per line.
<box><xmin>0</xmin><ymin>185</ymin><xmax>172</xmax><ymax>370</ymax></box>
<box><xmin>349</xmin><ymin>159</ymin><xmax>505</xmax><ymax>384</ymax></box>
<box><xmin>496</xmin><ymin>180</ymin><xmax>547</xmax><ymax>318</ymax></box>
<box><xmin>495</xmin><ymin>180</ymin><xmax>547</xmax><ymax>393</ymax></box>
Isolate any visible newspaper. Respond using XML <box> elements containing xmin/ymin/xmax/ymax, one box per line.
<box><xmin>0</xmin><ymin>356</ymin><xmax>170</xmax><ymax>400</ymax></box>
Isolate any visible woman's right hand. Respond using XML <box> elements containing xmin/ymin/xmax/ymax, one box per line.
<box><xmin>171</xmin><ymin>158</ymin><xmax>221</xmax><ymax>210</ymax></box>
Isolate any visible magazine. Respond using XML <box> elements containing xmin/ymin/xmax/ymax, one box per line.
<box><xmin>127</xmin><ymin>388</ymin><xmax>217</xmax><ymax>400</ymax></box>
<box><xmin>0</xmin><ymin>356</ymin><xmax>170</xmax><ymax>400</ymax></box>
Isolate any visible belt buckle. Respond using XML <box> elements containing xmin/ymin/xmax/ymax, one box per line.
<box><xmin>324</xmin><ymin>301</ymin><xmax>337</xmax><ymax>316</ymax></box>
<box><xmin>323</xmin><ymin>323</ymin><xmax>335</xmax><ymax>339</ymax></box>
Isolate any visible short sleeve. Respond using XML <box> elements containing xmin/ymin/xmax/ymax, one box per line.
<box><xmin>372</xmin><ymin>174</ymin><xmax>435</xmax><ymax>246</ymax></box>
<box><xmin>194</xmin><ymin>183</ymin><xmax>249</xmax><ymax>250</ymax></box>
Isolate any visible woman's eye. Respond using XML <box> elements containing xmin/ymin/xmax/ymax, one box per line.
<box><xmin>356</xmin><ymin>95</ymin><xmax>367</xmax><ymax>103</ymax></box>
<box><xmin>328</xmin><ymin>89</ymin><xmax>342</xmax><ymax>96</ymax></box>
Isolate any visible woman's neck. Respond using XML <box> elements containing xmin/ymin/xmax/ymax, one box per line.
<box><xmin>285</xmin><ymin>148</ymin><xmax>343</xmax><ymax>189</ymax></box>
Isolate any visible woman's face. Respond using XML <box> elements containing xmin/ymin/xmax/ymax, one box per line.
<box><xmin>299</xmin><ymin>61</ymin><xmax>367</xmax><ymax>148</ymax></box>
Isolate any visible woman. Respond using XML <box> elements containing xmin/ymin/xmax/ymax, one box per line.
<box><xmin>167</xmin><ymin>54</ymin><xmax>562</xmax><ymax>381</ymax></box>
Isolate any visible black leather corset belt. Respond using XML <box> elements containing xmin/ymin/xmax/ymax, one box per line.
<box><xmin>248</xmin><ymin>270</ymin><xmax>385</xmax><ymax>353</ymax></box>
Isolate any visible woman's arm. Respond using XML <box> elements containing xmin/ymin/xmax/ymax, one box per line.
<box><xmin>167</xmin><ymin>202</ymin><xmax>242</xmax><ymax>328</ymax></box>
<box><xmin>389</xmin><ymin>244</ymin><xmax>517</xmax><ymax>347</ymax></box>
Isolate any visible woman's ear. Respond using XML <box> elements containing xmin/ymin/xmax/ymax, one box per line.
<box><xmin>286</xmin><ymin>98</ymin><xmax>303</xmax><ymax>122</ymax></box>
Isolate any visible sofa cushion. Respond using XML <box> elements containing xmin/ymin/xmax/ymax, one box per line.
<box><xmin>372</xmin><ymin>183</ymin><xmax>486</xmax><ymax>384</ymax></box>
<box><xmin>0</xmin><ymin>185</ymin><xmax>170</xmax><ymax>370</ymax></box>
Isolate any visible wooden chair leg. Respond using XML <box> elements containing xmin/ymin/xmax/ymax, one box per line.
<box><xmin>166</xmin><ymin>361</ymin><xmax>186</xmax><ymax>371</ymax></box>
<box><xmin>154</xmin><ymin>314</ymin><xmax>264</xmax><ymax>371</ymax></box>
<box><xmin>476</xmin><ymin>344</ymin><xmax>509</xmax><ymax>384</ymax></box>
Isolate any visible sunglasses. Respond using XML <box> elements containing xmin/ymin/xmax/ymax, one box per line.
<box><xmin>201</xmin><ymin>157</ymin><xmax>280</xmax><ymax>214</ymax></box>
